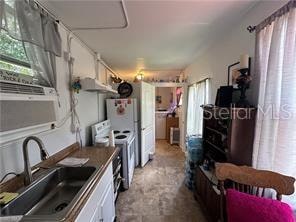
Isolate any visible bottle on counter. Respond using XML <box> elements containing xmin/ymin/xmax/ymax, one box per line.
<box><xmin>109</xmin><ymin>130</ymin><xmax>115</xmax><ymax>147</ymax></box>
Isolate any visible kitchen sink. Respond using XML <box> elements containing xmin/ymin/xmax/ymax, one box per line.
<box><xmin>0</xmin><ymin>166</ymin><xmax>100</xmax><ymax>221</ymax></box>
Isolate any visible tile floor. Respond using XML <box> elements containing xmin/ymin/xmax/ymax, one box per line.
<box><xmin>116</xmin><ymin>140</ymin><xmax>207</xmax><ymax>222</ymax></box>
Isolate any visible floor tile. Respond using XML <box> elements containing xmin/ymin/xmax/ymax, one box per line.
<box><xmin>116</xmin><ymin>140</ymin><xmax>207</xmax><ymax>221</ymax></box>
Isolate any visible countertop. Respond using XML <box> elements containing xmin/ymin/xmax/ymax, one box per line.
<box><xmin>0</xmin><ymin>143</ymin><xmax>119</xmax><ymax>221</ymax></box>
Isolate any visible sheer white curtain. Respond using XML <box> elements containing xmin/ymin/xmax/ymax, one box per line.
<box><xmin>186</xmin><ymin>79</ymin><xmax>209</xmax><ymax>137</ymax></box>
<box><xmin>252</xmin><ymin>1</ymin><xmax>296</xmax><ymax>209</ymax></box>
<box><xmin>0</xmin><ymin>0</ymin><xmax>61</xmax><ymax>88</ymax></box>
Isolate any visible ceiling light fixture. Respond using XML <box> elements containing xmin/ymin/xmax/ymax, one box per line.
<box><xmin>134</xmin><ymin>72</ymin><xmax>144</xmax><ymax>82</ymax></box>
<box><xmin>136</xmin><ymin>73</ymin><xmax>144</xmax><ymax>80</ymax></box>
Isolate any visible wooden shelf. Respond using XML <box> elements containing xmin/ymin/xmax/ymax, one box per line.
<box><xmin>202</xmin><ymin>107</ymin><xmax>256</xmax><ymax>166</ymax></box>
<box><xmin>205</xmin><ymin>126</ymin><xmax>226</xmax><ymax>137</ymax></box>
<box><xmin>205</xmin><ymin>140</ymin><xmax>227</xmax><ymax>155</ymax></box>
<box><xmin>151</xmin><ymin>82</ymin><xmax>187</xmax><ymax>87</ymax></box>
<box><xmin>197</xmin><ymin>107</ymin><xmax>257</xmax><ymax>222</ymax></box>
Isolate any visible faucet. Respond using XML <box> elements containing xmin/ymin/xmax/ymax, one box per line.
<box><xmin>22</xmin><ymin>136</ymin><xmax>49</xmax><ymax>186</ymax></box>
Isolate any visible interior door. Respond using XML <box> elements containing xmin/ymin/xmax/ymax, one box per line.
<box><xmin>141</xmin><ymin>82</ymin><xmax>155</xmax><ymax>167</ymax></box>
<box><xmin>180</xmin><ymin>85</ymin><xmax>187</xmax><ymax>150</ymax></box>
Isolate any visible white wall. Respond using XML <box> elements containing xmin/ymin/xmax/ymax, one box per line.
<box><xmin>0</xmin><ymin>25</ymin><xmax>106</xmax><ymax>179</ymax></box>
<box><xmin>184</xmin><ymin>1</ymin><xmax>288</xmax><ymax>105</ymax></box>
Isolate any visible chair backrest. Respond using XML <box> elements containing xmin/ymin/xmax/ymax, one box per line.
<box><xmin>215</xmin><ymin>162</ymin><xmax>295</xmax><ymax>222</ymax></box>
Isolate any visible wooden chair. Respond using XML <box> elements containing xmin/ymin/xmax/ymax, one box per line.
<box><xmin>215</xmin><ymin>162</ymin><xmax>295</xmax><ymax>222</ymax></box>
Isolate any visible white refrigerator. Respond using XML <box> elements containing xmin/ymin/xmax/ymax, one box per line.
<box><xmin>106</xmin><ymin>98</ymin><xmax>140</xmax><ymax>166</ymax></box>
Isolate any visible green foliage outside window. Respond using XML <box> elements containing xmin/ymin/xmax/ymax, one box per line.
<box><xmin>0</xmin><ymin>30</ymin><xmax>33</xmax><ymax>76</ymax></box>
<box><xmin>0</xmin><ymin>31</ymin><xmax>28</xmax><ymax>63</ymax></box>
<box><xmin>0</xmin><ymin>60</ymin><xmax>33</xmax><ymax>75</ymax></box>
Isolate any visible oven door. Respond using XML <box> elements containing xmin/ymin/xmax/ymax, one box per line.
<box><xmin>127</xmin><ymin>136</ymin><xmax>136</xmax><ymax>187</ymax></box>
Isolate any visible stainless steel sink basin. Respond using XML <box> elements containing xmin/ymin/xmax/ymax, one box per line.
<box><xmin>0</xmin><ymin>166</ymin><xmax>100</xmax><ymax>221</ymax></box>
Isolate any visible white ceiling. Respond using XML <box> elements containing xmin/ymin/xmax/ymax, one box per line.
<box><xmin>40</xmin><ymin>0</ymin><xmax>257</xmax><ymax>80</ymax></box>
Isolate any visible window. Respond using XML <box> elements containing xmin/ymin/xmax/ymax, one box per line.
<box><xmin>186</xmin><ymin>78</ymin><xmax>209</xmax><ymax>137</ymax></box>
<box><xmin>0</xmin><ymin>30</ymin><xmax>34</xmax><ymax>76</ymax></box>
<box><xmin>0</xmin><ymin>0</ymin><xmax>62</xmax><ymax>88</ymax></box>
<box><xmin>0</xmin><ymin>1</ymin><xmax>35</xmax><ymax>80</ymax></box>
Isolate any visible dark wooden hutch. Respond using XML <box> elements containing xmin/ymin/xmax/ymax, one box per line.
<box><xmin>194</xmin><ymin>106</ymin><xmax>257</xmax><ymax>222</ymax></box>
<box><xmin>203</xmin><ymin>106</ymin><xmax>256</xmax><ymax>166</ymax></box>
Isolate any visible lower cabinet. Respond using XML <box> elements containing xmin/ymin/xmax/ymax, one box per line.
<box><xmin>76</xmin><ymin>163</ymin><xmax>115</xmax><ymax>222</ymax></box>
<box><xmin>98</xmin><ymin>181</ymin><xmax>115</xmax><ymax>222</ymax></box>
<box><xmin>195</xmin><ymin>166</ymin><xmax>220</xmax><ymax>222</ymax></box>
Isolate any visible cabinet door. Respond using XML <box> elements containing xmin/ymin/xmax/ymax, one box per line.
<box><xmin>75</xmin><ymin>164</ymin><xmax>113</xmax><ymax>222</ymax></box>
<box><xmin>90</xmin><ymin>207</ymin><xmax>99</xmax><ymax>222</ymax></box>
<box><xmin>98</xmin><ymin>182</ymin><xmax>115</xmax><ymax>222</ymax></box>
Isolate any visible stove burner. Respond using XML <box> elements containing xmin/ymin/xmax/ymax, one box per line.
<box><xmin>122</xmin><ymin>130</ymin><xmax>131</xmax><ymax>133</ymax></box>
<box><xmin>115</xmin><ymin>135</ymin><xmax>127</xmax><ymax>139</ymax></box>
<box><xmin>114</xmin><ymin>130</ymin><xmax>120</xmax><ymax>134</ymax></box>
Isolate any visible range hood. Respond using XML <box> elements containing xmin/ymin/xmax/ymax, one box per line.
<box><xmin>81</xmin><ymin>78</ymin><xmax>118</xmax><ymax>94</ymax></box>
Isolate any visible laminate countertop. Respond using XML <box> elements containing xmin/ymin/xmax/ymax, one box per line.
<box><xmin>0</xmin><ymin>143</ymin><xmax>119</xmax><ymax>222</ymax></box>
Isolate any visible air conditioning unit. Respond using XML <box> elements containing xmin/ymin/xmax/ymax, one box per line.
<box><xmin>0</xmin><ymin>80</ymin><xmax>58</xmax><ymax>144</ymax></box>
<box><xmin>170</xmin><ymin>127</ymin><xmax>180</xmax><ymax>145</ymax></box>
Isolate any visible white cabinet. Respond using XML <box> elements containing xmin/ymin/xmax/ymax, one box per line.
<box><xmin>76</xmin><ymin>163</ymin><xmax>115</xmax><ymax>222</ymax></box>
<box><xmin>89</xmin><ymin>207</ymin><xmax>99</xmax><ymax>222</ymax></box>
<box><xmin>155</xmin><ymin>113</ymin><xmax>167</xmax><ymax>139</ymax></box>
<box><xmin>98</xmin><ymin>182</ymin><xmax>115</xmax><ymax>222</ymax></box>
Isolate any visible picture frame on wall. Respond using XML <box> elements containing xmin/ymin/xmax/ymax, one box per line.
<box><xmin>156</xmin><ymin>95</ymin><xmax>162</xmax><ymax>104</ymax></box>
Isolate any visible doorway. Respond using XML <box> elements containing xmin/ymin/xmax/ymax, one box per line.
<box><xmin>153</xmin><ymin>83</ymin><xmax>187</xmax><ymax>150</ymax></box>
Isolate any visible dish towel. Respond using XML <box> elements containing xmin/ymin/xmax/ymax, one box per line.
<box><xmin>57</xmin><ymin>157</ymin><xmax>89</xmax><ymax>167</ymax></box>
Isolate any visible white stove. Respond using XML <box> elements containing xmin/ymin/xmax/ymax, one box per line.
<box><xmin>113</xmin><ymin>130</ymin><xmax>133</xmax><ymax>142</ymax></box>
<box><xmin>92</xmin><ymin>120</ymin><xmax>135</xmax><ymax>190</ymax></box>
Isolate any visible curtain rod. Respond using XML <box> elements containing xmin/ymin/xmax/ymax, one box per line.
<box><xmin>35</xmin><ymin>0</ymin><xmax>124</xmax><ymax>80</ymax></box>
<box><xmin>34</xmin><ymin>0</ymin><xmax>100</xmax><ymax>55</ymax></box>
<box><xmin>188</xmin><ymin>77</ymin><xmax>210</xmax><ymax>87</ymax></box>
<box><xmin>247</xmin><ymin>0</ymin><xmax>295</xmax><ymax>33</ymax></box>
<box><xmin>33</xmin><ymin>0</ymin><xmax>60</xmax><ymax>23</ymax></box>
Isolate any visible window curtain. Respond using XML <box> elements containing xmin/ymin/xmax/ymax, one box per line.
<box><xmin>252</xmin><ymin>1</ymin><xmax>296</xmax><ymax>209</ymax></box>
<box><xmin>176</xmin><ymin>87</ymin><xmax>182</xmax><ymax>107</ymax></box>
<box><xmin>186</xmin><ymin>79</ymin><xmax>209</xmax><ymax>137</ymax></box>
<box><xmin>0</xmin><ymin>0</ymin><xmax>61</xmax><ymax>88</ymax></box>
